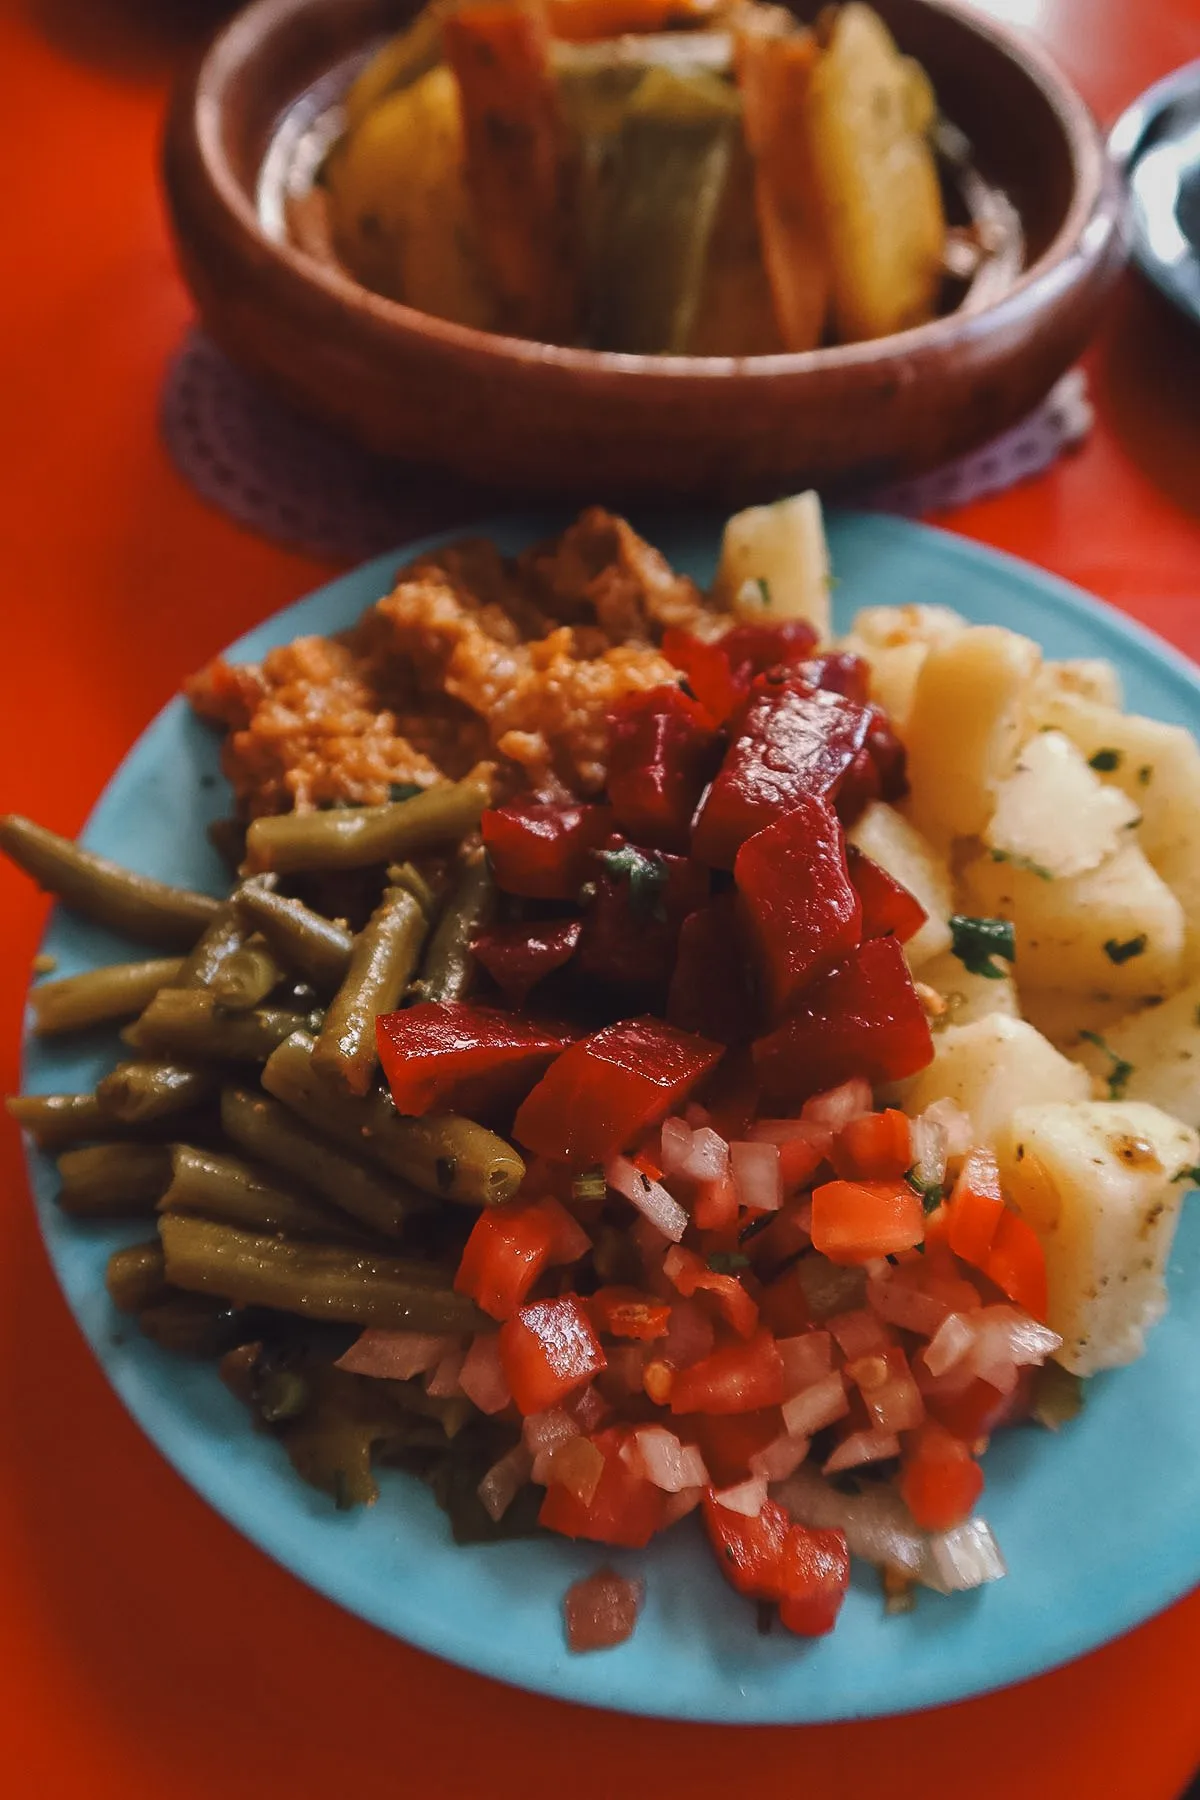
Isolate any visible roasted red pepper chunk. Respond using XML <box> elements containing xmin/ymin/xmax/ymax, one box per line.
<box><xmin>792</xmin><ymin>651</ymin><xmax>872</xmax><ymax>705</ymax></box>
<box><xmin>719</xmin><ymin>620</ymin><xmax>818</xmax><ymax>688</ymax></box>
<box><xmin>735</xmin><ymin>793</ymin><xmax>862</xmax><ymax>1020</ymax></box>
<box><xmin>513</xmin><ymin>1015</ymin><xmax>723</xmax><ymax>1164</ymax></box>
<box><xmin>691</xmin><ymin>680</ymin><xmax>872</xmax><ymax>868</ymax></box>
<box><xmin>482</xmin><ymin>801</ymin><xmax>613</xmax><ymax>899</ymax></box>
<box><xmin>376</xmin><ymin>1003</ymin><xmax>575</xmax><ymax>1118</ymax></box>
<box><xmin>661</xmin><ymin>627</ymin><xmax>742</xmax><ymax>726</ymax></box>
<box><xmin>605</xmin><ymin>686</ymin><xmax>722</xmax><ymax>853</ymax></box>
<box><xmin>836</xmin><ymin>708</ymin><xmax>909</xmax><ymax>824</ymax></box>
<box><xmin>538</xmin><ymin>1425</ymin><xmax>667</xmax><ymax>1547</ymax></box>
<box><xmin>753</xmin><ymin>936</ymin><xmax>934</xmax><ymax>1101</ymax></box>
<box><xmin>499</xmin><ymin>1295</ymin><xmax>607</xmax><ymax>1414</ymax></box>
<box><xmin>576</xmin><ymin>839</ymin><xmax>710</xmax><ymax>996</ymax></box>
<box><xmin>847</xmin><ymin>845</ymin><xmax>927</xmax><ymax>945</ymax></box>
<box><xmin>668</xmin><ymin>1327</ymin><xmax>785</xmax><ymax>1415</ymax></box>
<box><xmin>667</xmin><ymin>893</ymin><xmax>755</xmax><ymax>1045</ymax></box>
<box><xmin>471</xmin><ymin>918</ymin><xmax>582</xmax><ymax>1005</ymax></box>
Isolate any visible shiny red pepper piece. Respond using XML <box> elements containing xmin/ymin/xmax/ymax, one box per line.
<box><xmin>667</xmin><ymin>892</ymin><xmax>755</xmax><ymax>1044</ymax></box>
<box><xmin>836</xmin><ymin>708</ymin><xmax>909</xmax><ymax>824</ymax></box>
<box><xmin>735</xmin><ymin>794</ymin><xmax>862</xmax><ymax>1020</ymax></box>
<box><xmin>576</xmin><ymin>839</ymin><xmax>710</xmax><ymax>997</ymax></box>
<box><xmin>661</xmin><ymin>628</ymin><xmax>742</xmax><ymax>726</ymax></box>
<box><xmin>753</xmin><ymin>936</ymin><xmax>934</xmax><ymax>1102</ymax></box>
<box><xmin>847</xmin><ymin>845</ymin><xmax>927</xmax><ymax>944</ymax></box>
<box><xmin>513</xmin><ymin>1015</ymin><xmax>723</xmax><ymax>1163</ymax></box>
<box><xmin>719</xmin><ymin>621</ymin><xmax>818</xmax><ymax>688</ymax></box>
<box><xmin>376</xmin><ymin>1002</ymin><xmax>575</xmax><ymax>1118</ymax></box>
<box><xmin>471</xmin><ymin>918</ymin><xmax>582</xmax><ymax>1006</ymax></box>
<box><xmin>793</xmin><ymin>651</ymin><xmax>872</xmax><ymax>705</ymax></box>
<box><xmin>538</xmin><ymin>1424</ymin><xmax>666</xmax><ymax>1547</ymax></box>
<box><xmin>499</xmin><ymin>1295</ymin><xmax>607</xmax><ymax>1415</ymax></box>
<box><xmin>692</xmin><ymin>679</ymin><xmax>872</xmax><ymax>868</ymax></box>
<box><xmin>482</xmin><ymin>801</ymin><xmax>614</xmax><ymax>900</ymax></box>
<box><xmin>605</xmin><ymin>685</ymin><xmax>722</xmax><ymax>853</ymax></box>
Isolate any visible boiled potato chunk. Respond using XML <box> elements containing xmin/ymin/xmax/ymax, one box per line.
<box><xmin>996</xmin><ymin>1101</ymin><xmax>1199</xmax><ymax>1374</ymax></box>
<box><xmin>1031</xmin><ymin>658</ymin><xmax>1122</xmax><ymax>709</ymax></box>
<box><xmin>920</xmin><ymin>948</ymin><xmax>1020</xmax><ymax>1031</ymax></box>
<box><xmin>1071</xmin><ymin>981</ymin><xmax>1200</xmax><ymax>1127</ymax></box>
<box><xmin>898</xmin><ymin>1016</ymin><xmax>1090</xmax><ymax>1146</ymax></box>
<box><xmin>904</xmin><ymin>626</ymin><xmax>1041</xmax><ymax>843</ymax></box>
<box><xmin>845</xmin><ymin>801</ymin><xmax>951</xmax><ymax>969</ymax></box>
<box><xmin>805</xmin><ymin>3</ymin><xmax>945</xmax><ymax>341</ymax></box>
<box><xmin>840</xmin><ymin>603</ymin><xmax>966</xmax><ymax>729</ymax></box>
<box><xmin>985</xmin><ymin>730</ymin><xmax>1141</xmax><ymax>880</ymax></box>
<box><xmin>1016</xmin><ymin>987</ymin><xmax>1140</xmax><ymax>1056</ymax></box>
<box><xmin>1026</xmin><ymin>692</ymin><xmax>1200</xmax><ymax>973</ymax></box>
<box><xmin>964</xmin><ymin>842</ymin><xmax>1185</xmax><ymax>999</ymax></box>
<box><xmin>325</xmin><ymin>67</ymin><xmax>497</xmax><ymax>330</ymax></box>
<box><xmin>715</xmin><ymin>491</ymin><xmax>831</xmax><ymax>638</ymax></box>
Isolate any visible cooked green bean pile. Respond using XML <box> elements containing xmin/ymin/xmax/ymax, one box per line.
<box><xmin>3</xmin><ymin>790</ymin><xmax>536</xmax><ymax>1539</ymax></box>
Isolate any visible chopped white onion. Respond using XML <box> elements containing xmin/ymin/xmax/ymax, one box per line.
<box><xmin>972</xmin><ymin>1305</ymin><xmax>1063</xmax><ymax>1367</ymax></box>
<box><xmin>823</xmin><ymin>1428</ymin><xmax>901</xmax><ymax>1474</ymax></box>
<box><xmin>335</xmin><ymin>1329</ymin><xmax>459</xmax><ymax>1381</ymax></box>
<box><xmin>925</xmin><ymin>1518</ymin><xmax>1007</xmax><ymax>1592</ymax></box>
<box><xmin>523</xmin><ymin>1406</ymin><xmax>580</xmax><ymax>1457</ymax></box>
<box><xmin>909</xmin><ymin>1114</ymin><xmax>948</xmax><ymax>1192</ymax></box>
<box><xmin>660</xmin><ymin>1117</ymin><xmax>730</xmax><ymax>1183</ymax></box>
<box><xmin>921</xmin><ymin>1097</ymin><xmax>973</xmax><ymax>1159</ymax></box>
<box><xmin>660</xmin><ymin>1298</ymin><xmax>715</xmax><ymax>1370</ymax></box>
<box><xmin>660</xmin><ymin>1485</ymin><xmax>705</xmax><ymax>1527</ymax></box>
<box><xmin>458</xmin><ymin>1332</ymin><xmax>513</xmax><ymax>1415</ymax></box>
<box><xmin>730</xmin><ymin>1139</ymin><xmax>782</xmax><ymax>1211</ymax></box>
<box><xmin>868</xmin><ymin>1272</ymin><xmax>948</xmax><ymax>1338</ymax></box>
<box><xmin>829</xmin><ymin>1307</ymin><xmax>891</xmax><ymax>1360</ymax></box>
<box><xmin>776</xmin><ymin>1465</ymin><xmax>928</xmax><ymax>1575</ymax></box>
<box><xmin>924</xmin><ymin>1311</ymin><xmax>978</xmax><ymax>1377</ymax></box>
<box><xmin>750</xmin><ymin>1433</ymin><xmax>811</xmax><ymax>1482</ymax></box>
<box><xmin>628</xmin><ymin>1426</ymin><xmax>709</xmax><ymax>1492</ymax></box>
<box><xmin>477</xmin><ymin>1443</ymin><xmax>533</xmax><ymax>1522</ymax></box>
<box><xmin>712</xmin><ymin>1474</ymin><xmax>769</xmax><ymax>1517</ymax></box>
<box><xmin>425</xmin><ymin>1347</ymin><xmax>467</xmax><ymax>1397</ymax></box>
<box><xmin>781</xmin><ymin>1370</ymin><xmax>850</xmax><ymax>1437</ymax></box>
<box><xmin>778</xmin><ymin>1331</ymin><xmax>833</xmax><ymax>1394</ymax></box>
<box><xmin>659</xmin><ymin>1116</ymin><xmax>695</xmax><ymax>1177</ymax></box>
<box><xmin>802</xmin><ymin>1078</ymin><xmax>872</xmax><ymax>1130</ymax></box>
<box><xmin>606</xmin><ymin>1153</ymin><xmax>689</xmax><ymax>1241</ymax></box>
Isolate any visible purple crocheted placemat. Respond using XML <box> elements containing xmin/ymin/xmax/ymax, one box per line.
<box><xmin>160</xmin><ymin>329</ymin><xmax>1093</xmax><ymax>564</ymax></box>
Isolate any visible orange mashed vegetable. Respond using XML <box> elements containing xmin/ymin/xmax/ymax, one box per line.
<box><xmin>187</xmin><ymin>510</ymin><xmax>719</xmax><ymax>817</ymax></box>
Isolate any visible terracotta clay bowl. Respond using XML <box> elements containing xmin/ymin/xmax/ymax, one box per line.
<box><xmin>162</xmin><ymin>0</ymin><xmax>1126</xmax><ymax>499</ymax></box>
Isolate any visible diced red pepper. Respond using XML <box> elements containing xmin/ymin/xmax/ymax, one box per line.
<box><xmin>576</xmin><ymin>840</ymin><xmax>710</xmax><ymax>996</ymax></box>
<box><xmin>753</xmin><ymin>937</ymin><xmax>934</xmax><ymax>1101</ymax></box>
<box><xmin>701</xmin><ymin>1490</ymin><xmax>791</xmax><ymax>1598</ymax></box>
<box><xmin>471</xmin><ymin>918</ymin><xmax>581</xmax><ymax>1005</ymax></box>
<box><xmin>691</xmin><ymin>1168</ymin><xmax>738</xmax><ymax>1231</ymax></box>
<box><xmin>661</xmin><ymin>628</ymin><xmax>742</xmax><ymax>726</ymax></box>
<box><xmin>605</xmin><ymin>686</ymin><xmax>722</xmax><ymax>853</ymax></box>
<box><xmin>499</xmin><ymin>1296</ymin><xmax>607</xmax><ymax>1414</ymax></box>
<box><xmin>847</xmin><ymin>845</ymin><xmax>927</xmax><ymax>945</ymax></box>
<box><xmin>735</xmin><ymin>794</ymin><xmax>862</xmax><ymax>1020</ymax></box>
<box><xmin>513</xmin><ymin>1016</ymin><xmax>723</xmax><ymax>1164</ymax></box>
<box><xmin>539</xmin><ymin>1425</ymin><xmax>667</xmax><ymax>1547</ymax></box>
<box><xmin>866</xmin><ymin>709</ymin><xmax>908</xmax><ymax>803</ymax></box>
<box><xmin>899</xmin><ymin>1420</ymin><xmax>985</xmax><ymax>1531</ymax></box>
<box><xmin>664</xmin><ymin>1245</ymin><xmax>760</xmax><ymax>1339</ymax></box>
<box><xmin>810</xmin><ymin>1179</ymin><xmax>925</xmax><ymax>1264</ymax></box>
<box><xmin>777</xmin><ymin>1525</ymin><xmax>850</xmax><ymax>1636</ymax></box>
<box><xmin>455</xmin><ymin>1194</ymin><xmax>588</xmax><ymax>1321</ymax></box>
<box><xmin>667</xmin><ymin>893</ymin><xmax>755</xmax><ymax>1045</ymax></box>
<box><xmin>985</xmin><ymin>1209</ymin><xmax>1048</xmax><ymax>1322</ymax></box>
<box><xmin>481</xmin><ymin>801</ymin><xmax>613</xmax><ymax>899</ymax></box>
<box><xmin>719</xmin><ymin>620</ymin><xmax>818</xmax><ymax>689</ymax></box>
<box><xmin>917</xmin><ymin>1362</ymin><xmax>1034</xmax><ymax>1439</ymax></box>
<box><xmin>376</xmin><ymin>1002</ymin><xmax>575</xmax><ymax>1119</ymax></box>
<box><xmin>668</xmin><ymin>1328</ymin><xmax>785</xmax><ymax>1415</ymax></box>
<box><xmin>692</xmin><ymin>680</ymin><xmax>872</xmax><ymax>869</ymax></box>
<box><xmin>946</xmin><ymin>1148</ymin><xmax>1006</xmax><ymax>1265</ymax></box>
<box><xmin>588</xmin><ymin>1286</ymin><xmax>672</xmax><ymax>1341</ymax></box>
<box><xmin>793</xmin><ymin>651</ymin><xmax>871</xmax><ymax>705</ymax></box>
<box><xmin>683</xmin><ymin>1408</ymin><xmax>784</xmax><ymax>1486</ymax></box>
<box><xmin>832</xmin><ymin>1108</ymin><xmax>913</xmax><ymax>1182</ymax></box>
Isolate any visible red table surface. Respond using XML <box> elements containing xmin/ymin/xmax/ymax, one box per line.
<box><xmin>2</xmin><ymin>1</ymin><xmax>1199</xmax><ymax>1795</ymax></box>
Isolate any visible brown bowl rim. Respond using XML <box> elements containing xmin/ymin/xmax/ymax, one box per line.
<box><xmin>186</xmin><ymin>0</ymin><xmax>1113</xmax><ymax>386</ymax></box>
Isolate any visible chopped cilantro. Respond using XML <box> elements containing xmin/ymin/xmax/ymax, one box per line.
<box><xmin>388</xmin><ymin>782</ymin><xmax>423</xmax><ymax>803</ymax></box>
<box><xmin>596</xmin><ymin>843</ymin><xmax>670</xmax><ymax>921</ymax></box>
<box><xmin>1088</xmin><ymin>748</ymin><xmax>1122</xmax><ymax>772</ymax></box>
<box><xmin>708</xmin><ymin>1251</ymin><xmax>751</xmax><ymax>1275</ymax></box>
<box><xmin>1080</xmin><ymin>1029</ymin><xmax>1135</xmax><ymax>1099</ymax></box>
<box><xmin>948</xmin><ymin>914</ymin><xmax>1015</xmax><ymax>979</ymax></box>
<box><xmin>1171</xmin><ymin>1164</ymin><xmax>1200</xmax><ymax>1186</ymax></box>
<box><xmin>756</xmin><ymin>577</ymin><xmax>772</xmax><ymax>608</ymax></box>
<box><xmin>1104</xmin><ymin>934</ymin><xmax>1147</xmax><ymax>965</ymax></box>
<box><xmin>990</xmin><ymin>848</ymin><xmax>1053</xmax><ymax>881</ymax></box>
<box><xmin>905</xmin><ymin>1168</ymin><xmax>945</xmax><ymax>1212</ymax></box>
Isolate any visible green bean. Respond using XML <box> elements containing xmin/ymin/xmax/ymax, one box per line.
<box><xmin>234</xmin><ymin>885</ymin><xmax>354</xmax><ymax>995</ymax></box>
<box><xmin>261</xmin><ymin>1031</ymin><xmax>524</xmax><ymax>1205</ymax></box>
<box><xmin>0</xmin><ymin>814</ymin><xmax>222</xmax><ymax>950</ymax></box>
<box><xmin>96</xmin><ymin>1058</ymin><xmax>218</xmax><ymax>1123</ymax></box>
<box><xmin>159</xmin><ymin>1214</ymin><xmax>486</xmax><ymax>1333</ymax></box>
<box><xmin>411</xmin><ymin>847</ymin><xmax>494</xmax><ymax>1004</ymax></box>
<box><xmin>8</xmin><ymin>1092</ymin><xmax>120</xmax><ymax>1150</ymax></box>
<box><xmin>57</xmin><ymin>1142</ymin><xmax>174</xmax><ymax>1219</ymax></box>
<box><xmin>312</xmin><ymin>881</ymin><xmax>427</xmax><ymax>1096</ymax></box>
<box><xmin>174</xmin><ymin>904</ymin><xmax>247</xmax><ymax>989</ymax></box>
<box><xmin>210</xmin><ymin>935</ymin><xmax>287</xmax><ymax>1011</ymax></box>
<box><xmin>136</xmin><ymin>1293</ymin><xmax>250</xmax><ymax>1358</ymax></box>
<box><xmin>126</xmin><ymin>988</ymin><xmax>310</xmax><ymax>1062</ymax></box>
<box><xmin>106</xmin><ymin>1240</ymin><xmax>172</xmax><ymax>1314</ymax></box>
<box><xmin>387</xmin><ymin>860</ymin><xmax>441</xmax><ymax>916</ymax></box>
<box><xmin>220</xmin><ymin>1087</ymin><xmax>424</xmax><ymax>1238</ymax></box>
<box><xmin>162</xmin><ymin>1143</ymin><xmax>372</xmax><ymax>1241</ymax></box>
<box><xmin>243</xmin><ymin>775</ymin><xmax>490</xmax><ymax>875</ymax></box>
<box><xmin>29</xmin><ymin>957</ymin><xmax>184</xmax><ymax>1036</ymax></box>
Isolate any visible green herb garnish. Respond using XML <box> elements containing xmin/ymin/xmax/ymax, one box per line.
<box><xmin>756</xmin><ymin>577</ymin><xmax>772</xmax><ymax>608</ymax></box>
<box><xmin>948</xmin><ymin>914</ymin><xmax>1015</xmax><ymax>979</ymax></box>
<box><xmin>1104</xmin><ymin>934</ymin><xmax>1147</xmax><ymax>965</ymax></box>
<box><xmin>1171</xmin><ymin>1164</ymin><xmax>1200</xmax><ymax>1186</ymax></box>
<box><xmin>990</xmin><ymin>848</ymin><xmax>1053</xmax><ymax>881</ymax></box>
<box><xmin>572</xmin><ymin>1167</ymin><xmax>607</xmax><ymax>1202</ymax></box>
<box><xmin>708</xmin><ymin>1251</ymin><xmax>751</xmax><ymax>1274</ymax></box>
<box><xmin>388</xmin><ymin>782</ymin><xmax>424</xmax><ymax>803</ymax></box>
<box><xmin>905</xmin><ymin>1168</ymin><xmax>945</xmax><ymax>1212</ymax></box>
<box><xmin>596</xmin><ymin>843</ymin><xmax>670</xmax><ymax>921</ymax></box>
<box><xmin>1080</xmin><ymin>1029</ymin><xmax>1135</xmax><ymax>1099</ymax></box>
<box><xmin>1089</xmin><ymin>748</ymin><xmax>1122</xmax><ymax>772</ymax></box>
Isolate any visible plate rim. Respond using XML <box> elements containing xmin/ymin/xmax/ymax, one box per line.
<box><xmin>18</xmin><ymin>509</ymin><xmax>1200</xmax><ymax>1723</ymax></box>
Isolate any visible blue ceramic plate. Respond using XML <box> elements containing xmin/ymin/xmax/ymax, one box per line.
<box><xmin>20</xmin><ymin>513</ymin><xmax>1200</xmax><ymax>1723</ymax></box>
